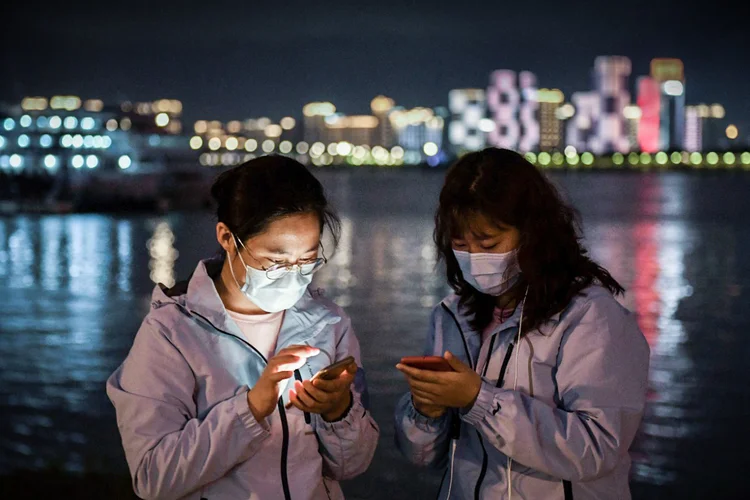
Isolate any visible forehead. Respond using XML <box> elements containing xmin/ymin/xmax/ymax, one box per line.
<box><xmin>246</xmin><ymin>213</ymin><xmax>320</xmax><ymax>253</ymax></box>
<box><xmin>451</xmin><ymin>210</ymin><xmax>508</xmax><ymax>239</ymax></box>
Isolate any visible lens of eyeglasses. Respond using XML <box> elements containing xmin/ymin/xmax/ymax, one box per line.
<box><xmin>265</xmin><ymin>259</ymin><xmax>326</xmax><ymax>280</ymax></box>
<box><xmin>265</xmin><ymin>266</ymin><xmax>288</xmax><ymax>280</ymax></box>
<box><xmin>299</xmin><ymin>259</ymin><xmax>325</xmax><ymax>276</ymax></box>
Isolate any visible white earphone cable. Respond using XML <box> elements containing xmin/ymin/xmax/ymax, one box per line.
<box><xmin>446</xmin><ymin>439</ymin><xmax>457</xmax><ymax>498</ymax></box>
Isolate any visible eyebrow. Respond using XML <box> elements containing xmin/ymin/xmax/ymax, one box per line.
<box><xmin>451</xmin><ymin>231</ymin><xmax>497</xmax><ymax>240</ymax></box>
<box><xmin>267</xmin><ymin>244</ymin><xmax>319</xmax><ymax>255</ymax></box>
<box><xmin>471</xmin><ymin>231</ymin><xmax>496</xmax><ymax>239</ymax></box>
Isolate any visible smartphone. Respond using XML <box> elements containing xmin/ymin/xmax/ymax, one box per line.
<box><xmin>313</xmin><ymin>356</ymin><xmax>356</xmax><ymax>381</ymax></box>
<box><xmin>400</xmin><ymin>355</ymin><xmax>453</xmax><ymax>372</ymax></box>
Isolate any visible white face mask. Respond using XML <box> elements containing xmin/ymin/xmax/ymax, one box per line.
<box><xmin>228</xmin><ymin>239</ymin><xmax>314</xmax><ymax>313</ymax></box>
<box><xmin>453</xmin><ymin>248</ymin><xmax>521</xmax><ymax>296</ymax></box>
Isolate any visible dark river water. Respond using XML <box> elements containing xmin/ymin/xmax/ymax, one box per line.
<box><xmin>0</xmin><ymin>169</ymin><xmax>748</xmax><ymax>499</ymax></box>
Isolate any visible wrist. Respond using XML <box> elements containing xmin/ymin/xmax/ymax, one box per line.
<box><xmin>322</xmin><ymin>391</ymin><xmax>352</xmax><ymax>422</ymax></box>
<box><xmin>247</xmin><ymin>390</ymin><xmax>269</xmax><ymax>421</ymax></box>
<box><xmin>463</xmin><ymin>373</ymin><xmax>482</xmax><ymax>410</ymax></box>
<box><xmin>413</xmin><ymin>398</ymin><xmax>447</xmax><ymax>418</ymax></box>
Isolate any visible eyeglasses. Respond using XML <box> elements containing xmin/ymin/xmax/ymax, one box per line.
<box><xmin>234</xmin><ymin>234</ymin><xmax>327</xmax><ymax>280</ymax></box>
<box><xmin>264</xmin><ymin>257</ymin><xmax>327</xmax><ymax>280</ymax></box>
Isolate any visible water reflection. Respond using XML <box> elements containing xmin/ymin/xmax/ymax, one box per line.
<box><xmin>147</xmin><ymin>221</ymin><xmax>178</xmax><ymax>288</ymax></box>
<box><xmin>0</xmin><ymin>215</ymin><xmax>141</xmax><ymax>473</ymax></box>
<box><xmin>116</xmin><ymin>220</ymin><xmax>132</xmax><ymax>293</ymax></box>
<box><xmin>0</xmin><ymin>171</ymin><xmax>747</xmax><ymax>499</ymax></box>
<box><xmin>315</xmin><ymin>216</ymin><xmax>355</xmax><ymax>307</ymax></box>
<box><xmin>41</xmin><ymin>218</ymin><xmax>64</xmax><ymax>291</ymax></box>
<box><xmin>8</xmin><ymin>217</ymin><xmax>34</xmax><ymax>289</ymax></box>
<box><xmin>630</xmin><ymin>220</ymin><xmax>697</xmax><ymax>486</ymax></box>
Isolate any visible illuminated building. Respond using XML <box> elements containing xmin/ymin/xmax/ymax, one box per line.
<box><xmin>683</xmin><ymin>103</ymin><xmax>727</xmax><ymax>151</ymax></box>
<box><xmin>537</xmin><ymin>88</ymin><xmax>564</xmax><ymax>151</ymax></box>
<box><xmin>650</xmin><ymin>58</ymin><xmax>685</xmax><ymax>150</ymax></box>
<box><xmin>301</xmin><ymin>100</ymin><xmax>386</xmax><ymax>152</ymax></box>
<box><xmin>623</xmin><ymin>105</ymin><xmax>642</xmax><ymax>151</ymax></box>
<box><xmin>125</xmin><ymin>98</ymin><xmax>184</xmax><ymax>135</ymax></box>
<box><xmin>487</xmin><ymin>70</ymin><xmax>539</xmax><ymax>153</ymax></box>
<box><xmin>325</xmin><ymin>115</ymin><xmax>379</xmax><ymax>146</ymax></box>
<box><xmin>566</xmin><ymin>91</ymin><xmax>600</xmax><ymax>152</ymax></box>
<box><xmin>448</xmin><ymin>88</ymin><xmax>487</xmax><ymax>154</ymax></box>
<box><xmin>389</xmin><ymin>107</ymin><xmax>444</xmax><ymax>164</ymax></box>
<box><xmin>193</xmin><ymin>100</ymin><xmax>443</xmax><ymax>167</ymax></box>
<box><xmin>191</xmin><ymin>115</ymin><xmax>299</xmax><ymax>167</ymax></box>
<box><xmin>637</xmin><ymin>77</ymin><xmax>661</xmax><ymax>153</ymax></box>
<box><xmin>302</xmin><ymin>102</ymin><xmax>336</xmax><ymax>145</ymax></box>
<box><xmin>650</xmin><ymin>58</ymin><xmax>683</xmax><ymax>83</ymax></box>
<box><xmin>592</xmin><ymin>56</ymin><xmax>631</xmax><ymax>154</ymax></box>
<box><xmin>684</xmin><ymin>106</ymin><xmax>702</xmax><ymax>152</ymax></box>
<box><xmin>371</xmin><ymin>95</ymin><xmax>396</xmax><ymax>147</ymax></box>
<box><xmin>0</xmin><ymin>96</ymin><xmax>192</xmax><ymax>177</ymax></box>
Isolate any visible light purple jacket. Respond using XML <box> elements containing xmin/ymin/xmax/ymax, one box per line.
<box><xmin>107</xmin><ymin>256</ymin><xmax>379</xmax><ymax>500</ymax></box>
<box><xmin>395</xmin><ymin>285</ymin><xmax>650</xmax><ymax>499</ymax></box>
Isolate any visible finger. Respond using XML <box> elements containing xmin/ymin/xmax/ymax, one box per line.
<box><xmin>294</xmin><ymin>382</ymin><xmax>322</xmax><ymax>409</ymax></box>
<box><xmin>269</xmin><ymin>370</ymin><xmax>294</xmax><ymax>383</ymax></box>
<box><xmin>444</xmin><ymin>351</ymin><xmax>470</xmax><ymax>372</ymax></box>
<box><xmin>290</xmin><ymin>399</ymin><xmax>317</xmax><ymax>414</ymax></box>
<box><xmin>406</xmin><ymin>379</ymin><xmax>443</xmax><ymax>397</ymax></box>
<box><xmin>312</xmin><ymin>374</ymin><xmax>354</xmax><ymax>393</ymax></box>
<box><xmin>277</xmin><ymin>345</ymin><xmax>320</xmax><ymax>359</ymax></box>
<box><xmin>302</xmin><ymin>380</ymin><xmax>333</xmax><ymax>404</ymax></box>
<box><xmin>276</xmin><ymin>361</ymin><xmax>307</xmax><ymax>373</ymax></box>
<box><xmin>269</xmin><ymin>355</ymin><xmax>305</xmax><ymax>372</ymax></box>
<box><xmin>411</xmin><ymin>392</ymin><xmax>438</xmax><ymax>406</ymax></box>
<box><xmin>287</xmin><ymin>389</ymin><xmax>317</xmax><ymax>413</ymax></box>
<box><xmin>396</xmin><ymin>364</ymin><xmax>442</xmax><ymax>383</ymax></box>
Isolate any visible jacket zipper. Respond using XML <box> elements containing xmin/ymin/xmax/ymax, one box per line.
<box><xmin>443</xmin><ymin>304</ymin><xmax>497</xmax><ymax>500</ymax></box>
<box><xmin>278</xmin><ymin>399</ymin><xmax>293</xmax><ymax>500</ymax></box>
<box><xmin>190</xmin><ymin>310</ymin><xmax>293</xmax><ymax>500</ymax></box>
<box><xmin>468</xmin><ymin>342</ymin><xmax>516</xmax><ymax>499</ymax></box>
<box><xmin>323</xmin><ymin>477</ymin><xmax>333</xmax><ymax>500</ymax></box>
<box><xmin>441</xmin><ymin>304</ymin><xmax>474</xmax><ymax>368</ymax></box>
<box><xmin>470</xmin><ymin>334</ymin><xmax>506</xmax><ymax>500</ymax></box>
<box><xmin>563</xmin><ymin>479</ymin><xmax>573</xmax><ymax>500</ymax></box>
<box><xmin>495</xmin><ymin>343</ymin><xmax>515</xmax><ymax>389</ymax></box>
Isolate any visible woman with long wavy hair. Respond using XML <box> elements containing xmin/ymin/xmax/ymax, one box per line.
<box><xmin>395</xmin><ymin>148</ymin><xmax>649</xmax><ymax>499</ymax></box>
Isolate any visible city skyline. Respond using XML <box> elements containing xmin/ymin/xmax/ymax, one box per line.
<box><xmin>3</xmin><ymin>0</ymin><xmax>747</xmax><ymax>131</ymax></box>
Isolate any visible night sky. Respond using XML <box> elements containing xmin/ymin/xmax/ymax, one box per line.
<box><xmin>3</xmin><ymin>0</ymin><xmax>748</xmax><ymax>130</ymax></box>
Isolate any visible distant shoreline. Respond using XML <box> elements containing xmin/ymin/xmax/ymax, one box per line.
<box><xmin>1</xmin><ymin>164</ymin><xmax>748</xmax><ymax>215</ymax></box>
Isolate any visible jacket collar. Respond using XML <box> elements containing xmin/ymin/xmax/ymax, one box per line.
<box><xmin>441</xmin><ymin>292</ymin><xmax>562</xmax><ymax>337</ymax></box>
<box><xmin>173</xmin><ymin>254</ymin><xmax>340</xmax><ymax>344</ymax></box>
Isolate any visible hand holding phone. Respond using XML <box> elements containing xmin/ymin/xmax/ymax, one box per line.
<box><xmin>286</xmin><ymin>356</ymin><xmax>357</xmax><ymax>418</ymax></box>
<box><xmin>247</xmin><ymin>344</ymin><xmax>320</xmax><ymax>421</ymax></box>
<box><xmin>399</xmin><ymin>355</ymin><xmax>454</xmax><ymax>372</ymax></box>
<box><xmin>397</xmin><ymin>351</ymin><xmax>481</xmax><ymax>415</ymax></box>
<box><xmin>313</xmin><ymin>355</ymin><xmax>357</xmax><ymax>380</ymax></box>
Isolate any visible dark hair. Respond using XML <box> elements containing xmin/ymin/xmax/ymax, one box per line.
<box><xmin>434</xmin><ymin>148</ymin><xmax>624</xmax><ymax>334</ymax></box>
<box><xmin>210</xmin><ymin>155</ymin><xmax>341</xmax><ymax>252</ymax></box>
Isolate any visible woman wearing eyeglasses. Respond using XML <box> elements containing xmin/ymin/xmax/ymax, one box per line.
<box><xmin>107</xmin><ymin>156</ymin><xmax>379</xmax><ymax>500</ymax></box>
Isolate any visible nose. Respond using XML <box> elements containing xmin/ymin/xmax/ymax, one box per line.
<box><xmin>465</xmin><ymin>242</ymin><xmax>485</xmax><ymax>254</ymax></box>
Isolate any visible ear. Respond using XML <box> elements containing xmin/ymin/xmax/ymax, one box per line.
<box><xmin>216</xmin><ymin>223</ymin><xmax>236</xmax><ymax>254</ymax></box>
